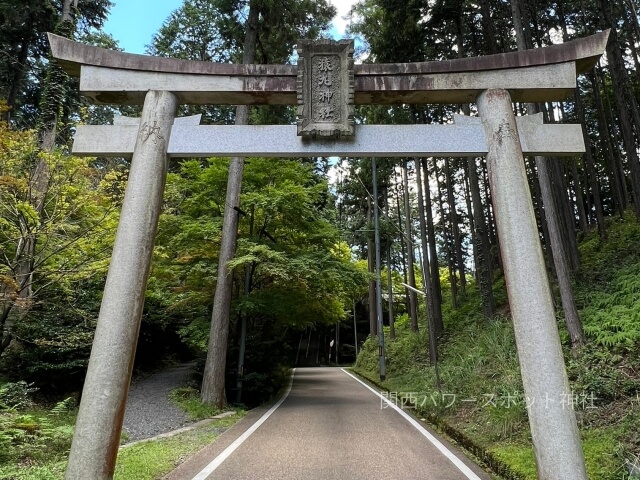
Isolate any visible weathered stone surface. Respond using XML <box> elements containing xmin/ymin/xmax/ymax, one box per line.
<box><xmin>478</xmin><ymin>89</ymin><xmax>587</xmax><ymax>480</ymax></box>
<box><xmin>78</xmin><ymin>62</ymin><xmax>577</xmax><ymax>105</ymax></box>
<box><xmin>296</xmin><ymin>39</ymin><xmax>354</xmax><ymax>138</ymax></box>
<box><xmin>49</xmin><ymin>31</ymin><xmax>608</xmax><ymax>77</ymax></box>
<box><xmin>113</xmin><ymin>114</ymin><xmax>201</xmax><ymax>126</ymax></box>
<box><xmin>49</xmin><ymin>33</ymin><xmax>295</xmax><ymax>77</ymax></box>
<box><xmin>49</xmin><ymin>31</ymin><xmax>609</xmax><ymax>105</ymax></box>
<box><xmin>65</xmin><ymin>90</ymin><xmax>178</xmax><ymax>480</ymax></box>
<box><xmin>79</xmin><ymin>65</ymin><xmax>295</xmax><ymax>105</ymax></box>
<box><xmin>72</xmin><ymin>118</ymin><xmax>584</xmax><ymax>158</ymax></box>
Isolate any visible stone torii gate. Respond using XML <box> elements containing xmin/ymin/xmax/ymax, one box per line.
<box><xmin>49</xmin><ymin>31</ymin><xmax>608</xmax><ymax>480</ymax></box>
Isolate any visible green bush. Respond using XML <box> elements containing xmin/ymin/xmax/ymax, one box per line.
<box><xmin>169</xmin><ymin>386</ymin><xmax>220</xmax><ymax>420</ymax></box>
<box><xmin>0</xmin><ymin>398</ymin><xmax>76</xmax><ymax>465</ymax></box>
<box><xmin>0</xmin><ymin>381</ymin><xmax>38</xmax><ymax>410</ymax></box>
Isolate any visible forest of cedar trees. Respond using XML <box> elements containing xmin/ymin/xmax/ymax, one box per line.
<box><xmin>1</xmin><ymin>0</ymin><xmax>640</xmax><ymax>478</ymax></box>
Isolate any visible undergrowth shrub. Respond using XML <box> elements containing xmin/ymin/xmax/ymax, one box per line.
<box><xmin>568</xmin><ymin>348</ymin><xmax>638</xmax><ymax>402</ymax></box>
<box><xmin>0</xmin><ymin>381</ymin><xmax>38</xmax><ymax>410</ymax></box>
<box><xmin>580</xmin><ymin>264</ymin><xmax>640</xmax><ymax>349</ymax></box>
<box><xmin>0</xmin><ymin>398</ymin><xmax>76</xmax><ymax>465</ymax></box>
<box><xmin>353</xmin><ymin>214</ymin><xmax>640</xmax><ymax>479</ymax></box>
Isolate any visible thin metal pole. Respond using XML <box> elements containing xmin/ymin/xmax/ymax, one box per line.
<box><xmin>353</xmin><ymin>302</ymin><xmax>358</xmax><ymax>356</ymax></box>
<box><xmin>66</xmin><ymin>90</ymin><xmax>178</xmax><ymax>480</ymax></box>
<box><xmin>372</xmin><ymin>157</ymin><xmax>386</xmax><ymax>381</ymax></box>
<box><xmin>477</xmin><ymin>89</ymin><xmax>587</xmax><ymax>480</ymax></box>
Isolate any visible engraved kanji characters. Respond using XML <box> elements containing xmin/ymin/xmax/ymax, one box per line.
<box><xmin>315</xmin><ymin>55</ymin><xmax>335</xmax><ymax>122</ymax></box>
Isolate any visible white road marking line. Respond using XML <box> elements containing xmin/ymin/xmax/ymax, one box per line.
<box><xmin>191</xmin><ymin>369</ymin><xmax>296</xmax><ymax>480</ymax></box>
<box><xmin>341</xmin><ymin>368</ymin><xmax>483</xmax><ymax>480</ymax></box>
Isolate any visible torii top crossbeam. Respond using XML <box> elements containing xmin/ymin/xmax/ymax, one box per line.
<box><xmin>49</xmin><ymin>31</ymin><xmax>608</xmax><ymax>106</ymax></box>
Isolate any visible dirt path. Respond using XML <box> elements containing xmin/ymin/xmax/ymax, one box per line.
<box><xmin>122</xmin><ymin>363</ymin><xmax>196</xmax><ymax>442</ymax></box>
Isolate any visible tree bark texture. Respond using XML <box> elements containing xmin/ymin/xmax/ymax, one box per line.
<box><xmin>201</xmin><ymin>1</ymin><xmax>259</xmax><ymax>408</ymax></box>
<box><xmin>598</xmin><ymin>0</ymin><xmax>640</xmax><ymax>218</ymax></box>
<box><xmin>511</xmin><ymin>0</ymin><xmax>585</xmax><ymax>348</ymax></box>
<box><xmin>421</xmin><ymin>159</ymin><xmax>444</xmax><ymax>335</ymax></box>
<box><xmin>414</xmin><ymin>159</ymin><xmax>437</xmax><ymax>343</ymax></box>
<box><xmin>590</xmin><ymin>68</ymin><xmax>627</xmax><ymax>216</ymax></box>
<box><xmin>402</xmin><ymin>160</ymin><xmax>419</xmax><ymax>332</ymax></box>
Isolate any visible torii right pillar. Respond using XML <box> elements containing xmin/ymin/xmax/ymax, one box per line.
<box><xmin>477</xmin><ymin>88</ymin><xmax>587</xmax><ymax>480</ymax></box>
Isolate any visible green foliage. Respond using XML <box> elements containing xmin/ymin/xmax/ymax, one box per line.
<box><xmin>114</xmin><ymin>413</ymin><xmax>244</xmax><ymax>480</ymax></box>
<box><xmin>0</xmin><ymin>0</ymin><xmax>112</xmax><ymax>128</ymax></box>
<box><xmin>582</xmin><ymin>428</ymin><xmax>626</xmax><ymax>480</ymax></box>
<box><xmin>575</xmin><ymin>215</ymin><xmax>640</xmax><ymax>349</ymax></box>
<box><xmin>0</xmin><ymin>409</ymin><xmax>245</xmax><ymax>480</ymax></box>
<box><xmin>48</xmin><ymin>397</ymin><xmax>76</xmax><ymax>417</ymax></box>
<box><xmin>169</xmin><ymin>387</ymin><xmax>220</xmax><ymax>420</ymax></box>
<box><xmin>151</xmin><ymin>157</ymin><xmax>368</xmax><ymax>353</ymax></box>
<box><xmin>579</xmin><ymin>265</ymin><xmax>640</xmax><ymax>348</ymax></box>
<box><xmin>0</xmin><ymin>406</ymin><xmax>76</xmax><ymax>467</ymax></box>
<box><xmin>0</xmin><ymin>463</ymin><xmax>66</xmax><ymax>480</ymax></box>
<box><xmin>0</xmin><ymin>381</ymin><xmax>38</xmax><ymax>410</ymax></box>
<box><xmin>147</xmin><ymin>0</ymin><xmax>335</xmax><ymax>124</ymax></box>
<box><xmin>0</xmin><ymin>111</ymin><xmax>122</xmax><ymax>388</ymax></box>
<box><xmin>488</xmin><ymin>443</ymin><xmax>537</xmax><ymax>480</ymax></box>
<box><xmin>355</xmin><ymin>215</ymin><xmax>640</xmax><ymax>479</ymax></box>
<box><xmin>568</xmin><ymin>347</ymin><xmax>639</xmax><ymax>402</ymax></box>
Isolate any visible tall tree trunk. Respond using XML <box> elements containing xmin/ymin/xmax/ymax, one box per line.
<box><xmin>466</xmin><ymin>151</ymin><xmax>495</xmax><ymax>317</ymax></box>
<box><xmin>4</xmin><ymin>0</ymin><xmax>78</xmax><ymax>354</ymax></box>
<box><xmin>570</xmin><ymin>159</ymin><xmax>588</xmax><ymax>233</ymax></box>
<box><xmin>422</xmin><ymin>159</ymin><xmax>444</xmax><ymax>334</ymax></box>
<box><xmin>511</xmin><ymin>0</ymin><xmax>586</xmax><ymax>348</ymax></box>
<box><xmin>535</xmin><ymin>156</ymin><xmax>586</xmax><ymax>348</ymax></box>
<box><xmin>394</xmin><ymin>169</ymin><xmax>413</xmax><ymax>327</ymax></box>
<box><xmin>625</xmin><ymin>28</ymin><xmax>640</xmax><ymax>85</ymax></box>
<box><xmin>462</xmin><ymin>170</ymin><xmax>478</xmax><ymax>280</ymax></box>
<box><xmin>559</xmin><ymin>0</ymin><xmax>609</xmax><ymax>252</ymax></box>
<box><xmin>367</xmin><ymin>196</ymin><xmax>378</xmax><ymax>338</ymax></box>
<box><xmin>415</xmin><ymin>159</ymin><xmax>437</xmax><ymax>334</ymax></box>
<box><xmin>202</xmin><ymin>2</ymin><xmax>259</xmax><ymax>407</ymax></box>
<box><xmin>528</xmin><ymin>158</ymin><xmax>553</xmax><ymax>268</ymax></box>
<box><xmin>444</xmin><ymin>158</ymin><xmax>466</xmax><ymax>294</ymax></box>
<box><xmin>481</xmin><ymin>159</ymin><xmax>502</xmax><ymax>272</ymax></box>
<box><xmin>574</xmin><ymin>89</ymin><xmax>607</xmax><ymax>237</ymax></box>
<box><xmin>600</xmin><ymin>66</ymin><xmax>631</xmax><ymax>205</ymax></box>
<box><xmin>434</xmin><ymin>163</ymin><xmax>458</xmax><ymax>309</ymax></box>
<box><xmin>625</xmin><ymin>0</ymin><xmax>640</xmax><ymax>85</ymax></box>
<box><xmin>479</xmin><ymin>0</ymin><xmax>498</xmax><ymax>54</ymax></box>
<box><xmin>0</xmin><ymin>304</ymin><xmax>14</xmax><ymax>353</ymax></box>
<box><xmin>4</xmin><ymin>30</ymin><xmax>32</xmax><ymax>123</ymax></box>
<box><xmin>402</xmin><ymin>161</ymin><xmax>419</xmax><ymax>332</ymax></box>
<box><xmin>386</xmin><ymin>241</ymin><xmax>395</xmax><ymax>340</ymax></box>
<box><xmin>590</xmin><ymin>68</ymin><xmax>627</xmax><ymax>215</ymax></box>
<box><xmin>552</xmin><ymin>158</ymin><xmax>581</xmax><ymax>272</ymax></box>
<box><xmin>625</xmin><ymin>0</ymin><xmax>640</xmax><ymax>47</ymax></box>
<box><xmin>598</xmin><ymin>0</ymin><xmax>640</xmax><ymax>218</ymax></box>
<box><xmin>385</xmin><ymin>188</ymin><xmax>395</xmax><ymax>340</ymax></box>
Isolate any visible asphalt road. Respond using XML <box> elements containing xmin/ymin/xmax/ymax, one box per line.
<box><xmin>166</xmin><ymin>367</ymin><xmax>489</xmax><ymax>480</ymax></box>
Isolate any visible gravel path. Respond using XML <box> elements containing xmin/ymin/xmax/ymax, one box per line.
<box><xmin>122</xmin><ymin>362</ymin><xmax>196</xmax><ymax>442</ymax></box>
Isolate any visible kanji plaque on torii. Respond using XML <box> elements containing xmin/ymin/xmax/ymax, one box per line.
<box><xmin>296</xmin><ymin>39</ymin><xmax>354</xmax><ymax>139</ymax></box>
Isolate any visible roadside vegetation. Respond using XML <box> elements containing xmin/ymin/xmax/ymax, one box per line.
<box><xmin>354</xmin><ymin>214</ymin><xmax>640</xmax><ymax>480</ymax></box>
<box><xmin>114</xmin><ymin>412</ymin><xmax>244</xmax><ymax>480</ymax></box>
<box><xmin>169</xmin><ymin>386</ymin><xmax>223</xmax><ymax>420</ymax></box>
<box><xmin>0</xmin><ymin>379</ymin><xmax>244</xmax><ymax>480</ymax></box>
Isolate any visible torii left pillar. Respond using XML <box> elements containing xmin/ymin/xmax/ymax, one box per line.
<box><xmin>66</xmin><ymin>90</ymin><xmax>178</xmax><ymax>480</ymax></box>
